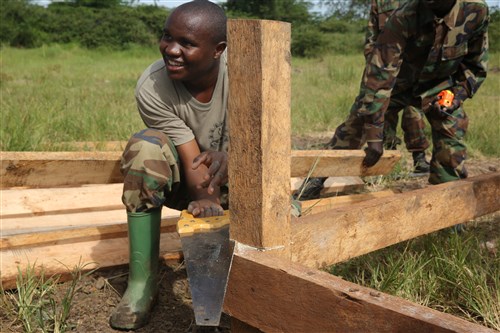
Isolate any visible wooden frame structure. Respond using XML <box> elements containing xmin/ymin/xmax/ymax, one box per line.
<box><xmin>223</xmin><ymin>19</ymin><xmax>499</xmax><ymax>333</ymax></box>
<box><xmin>1</xmin><ymin>19</ymin><xmax>499</xmax><ymax>332</ymax></box>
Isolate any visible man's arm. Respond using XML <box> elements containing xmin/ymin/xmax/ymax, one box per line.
<box><xmin>453</xmin><ymin>6</ymin><xmax>489</xmax><ymax>102</ymax></box>
<box><xmin>177</xmin><ymin>139</ymin><xmax>224</xmax><ymax>217</ymax></box>
<box><xmin>364</xmin><ymin>0</ymin><xmax>380</xmax><ymax>59</ymax></box>
<box><xmin>359</xmin><ymin>11</ymin><xmax>408</xmax><ymax>166</ymax></box>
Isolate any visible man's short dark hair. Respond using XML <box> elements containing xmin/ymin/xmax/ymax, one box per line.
<box><xmin>176</xmin><ymin>0</ymin><xmax>227</xmax><ymax>43</ymax></box>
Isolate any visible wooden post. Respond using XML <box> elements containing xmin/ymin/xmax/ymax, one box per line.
<box><xmin>227</xmin><ymin>19</ymin><xmax>291</xmax><ymax>254</ymax></box>
<box><xmin>227</xmin><ymin>19</ymin><xmax>291</xmax><ymax>333</ymax></box>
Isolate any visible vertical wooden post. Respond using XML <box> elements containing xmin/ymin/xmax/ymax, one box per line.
<box><xmin>227</xmin><ymin>19</ymin><xmax>292</xmax><ymax>254</ymax></box>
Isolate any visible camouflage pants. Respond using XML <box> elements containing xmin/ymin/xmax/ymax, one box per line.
<box><xmin>121</xmin><ymin>129</ymin><xmax>230</xmax><ymax>213</ymax></box>
<box><xmin>330</xmin><ymin>93</ymin><xmax>429</xmax><ymax>152</ymax></box>
<box><xmin>384</xmin><ymin>105</ymin><xmax>428</xmax><ymax>152</ymax></box>
<box><xmin>120</xmin><ymin>129</ymin><xmax>183</xmax><ymax>213</ymax></box>
<box><xmin>426</xmin><ymin>105</ymin><xmax>469</xmax><ymax>184</ymax></box>
<box><xmin>330</xmin><ymin>92</ymin><xmax>468</xmax><ymax>184</ymax></box>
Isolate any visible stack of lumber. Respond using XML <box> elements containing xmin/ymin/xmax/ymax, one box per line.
<box><xmin>1</xmin><ymin>184</ymin><xmax>183</xmax><ymax>290</ymax></box>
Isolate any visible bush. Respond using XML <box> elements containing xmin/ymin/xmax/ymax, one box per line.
<box><xmin>0</xmin><ymin>1</ymin><xmax>168</xmax><ymax>49</ymax></box>
<box><xmin>488</xmin><ymin>10</ymin><xmax>500</xmax><ymax>53</ymax></box>
<box><xmin>291</xmin><ymin>24</ymin><xmax>328</xmax><ymax>58</ymax></box>
<box><xmin>79</xmin><ymin>7</ymin><xmax>156</xmax><ymax>49</ymax></box>
<box><xmin>0</xmin><ymin>0</ymin><xmax>48</xmax><ymax>48</ymax></box>
<box><xmin>319</xmin><ymin>18</ymin><xmax>351</xmax><ymax>33</ymax></box>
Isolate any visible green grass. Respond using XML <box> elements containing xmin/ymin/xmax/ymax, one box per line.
<box><xmin>1</xmin><ymin>261</ymin><xmax>96</xmax><ymax>333</ymax></box>
<box><xmin>291</xmin><ymin>52</ymin><xmax>500</xmax><ymax>157</ymax></box>
<box><xmin>1</xmin><ymin>45</ymin><xmax>498</xmax><ymax>156</ymax></box>
<box><xmin>0</xmin><ymin>44</ymin><xmax>159</xmax><ymax>151</ymax></box>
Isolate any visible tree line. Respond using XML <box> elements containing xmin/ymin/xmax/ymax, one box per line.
<box><xmin>0</xmin><ymin>0</ymin><xmax>498</xmax><ymax>56</ymax></box>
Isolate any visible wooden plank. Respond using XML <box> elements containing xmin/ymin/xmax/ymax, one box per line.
<box><xmin>0</xmin><ymin>219</ymin><xmax>178</xmax><ymax>250</ymax></box>
<box><xmin>1</xmin><ymin>150</ymin><xmax>399</xmax><ymax>189</ymax></box>
<box><xmin>54</xmin><ymin>141</ymin><xmax>128</xmax><ymax>151</ymax></box>
<box><xmin>1</xmin><ymin>184</ymin><xmax>124</xmax><ymax>218</ymax></box>
<box><xmin>227</xmin><ymin>19</ymin><xmax>291</xmax><ymax>251</ymax></box>
<box><xmin>1</xmin><ymin>232</ymin><xmax>182</xmax><ymax>290</ymax></box>
<box><xmin>1</xmin><ymin>207</ymin><xmax>181</xmax><ymax>236</ymax></box>
<box><xmin>300</xmin><ymin>190</ymin><xmax>395</xmax><ymax>215</ymax></box>
<box><xmin>291</xmin><ymin>149</ymin><xmax>401</xmax><ymax>177</ymax></box>
<box><xmin>291</xmin><ymin>172</ymin><xmax>500</xmax><ymax>268</ymax></box>
<box><xmin>291</xmin><ymin>176</ymin><xmax>365</xmax><ymax>196</ymax></box>
<box><xmin>224</xmin><ymin>245</ymin><xmax>495</xmax><ymax>333</ymax></box>
<box><xmin>1</xmin><ymin>151</ymin><xmax>123</xmax><ymax>188</ymax></box>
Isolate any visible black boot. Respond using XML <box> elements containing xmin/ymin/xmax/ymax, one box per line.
<box><xmin>412</xmin><ymin>151</ymin><xmax>430</xmax><ymax>173</ymax></box>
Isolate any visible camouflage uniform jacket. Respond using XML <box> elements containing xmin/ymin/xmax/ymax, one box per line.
<box><xmin>359</xmin><ymin>0</ymin><xmax>489</xmax><ymax>123</ymax></box>
<box><xmin>364</xmin><ymin>0</ymin><xmax>408</xmax><ymax>59</ymax></box>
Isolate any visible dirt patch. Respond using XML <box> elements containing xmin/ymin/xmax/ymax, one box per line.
<box><xmin>1</xmin><ymin>135</ymin><xmax>498</xmax><ymax>333</ymax></box>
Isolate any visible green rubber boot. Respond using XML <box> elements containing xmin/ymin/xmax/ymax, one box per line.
<box><xmin>109</xmin><ymin>208</ymin><xmax>161</xmax><ymax>331</ymax></box>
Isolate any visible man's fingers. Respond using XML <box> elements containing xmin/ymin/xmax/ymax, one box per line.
<box><xmin>187</xmin><ymin>203</ymin><xmax>201</xmax><ymax>217</ymax></box>
<box><xmin>192</xmin><ymin>153</ymin><xmax>210</xmax><ymax>170</ymax></box>
<box><xmin>207</xmin><ymin>160</ymin><xmax>221</xmax><ymax>175</ymax></box>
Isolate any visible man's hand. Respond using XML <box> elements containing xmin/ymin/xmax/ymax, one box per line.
<box><xmin>363</xmin><ymin>141</ymin><xmax>383</xmax><ymax>168</ymax></box>
<box><xmin>192</xmin><ymin>151</ymin><xmax>228</xmax><ymax>195</ymax></box>
<box><xmin>187</xmin><ymin>199</ymin><xmax>224</xmax><ymax>217</ymax></box>
<box><xmin>430</xmin><ymin>93</ymin><xmax>462</xmax><ymax>118</ymax></box>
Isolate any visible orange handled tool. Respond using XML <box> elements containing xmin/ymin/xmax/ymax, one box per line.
<box><xmin>437</xmin><ymin>90</ymin><xmax>454</xmax><ymax>108</ymax></box>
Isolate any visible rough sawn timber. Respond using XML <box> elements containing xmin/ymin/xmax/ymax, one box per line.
<box><xmin>1</xmin><ymin>150</ymin><xmax>399</xmax><ymax>189</ymax></box>
<box><xmin>224</xmin><ymin>244</ymin><xmax>496</xmax><ymax>333</ymax></box>
<box><xmin>227</xmin><ymin>18</ymin><xmax>291</xmax><ymax>252</ymax></box>
<box><xmin>292</xmin><ymin>172</ymin><xmax>500</xmax><ymax>268</ymax></box>
<box><xmin>291</xmin><ymin>149</ymin><xmax>401</xmax><ymax>177</ymax></box>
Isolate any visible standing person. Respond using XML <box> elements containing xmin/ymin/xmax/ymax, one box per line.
<box><xmin>296</xmin><ymin>0</ymin><xmax>431</xmax><ymax>200</ymax></box>
<box><xmin>298</xmin><ymin>0</ymin><xmax>489</xmax><ymax>200</ymax></box>
<box><xmin>366</xmin><ymin>0</ymin><xmax>430</xmax><ymax>174</ymax></box>
<box><xmin>355</xmin><ymin>0</ymin><xmax>489</xmax><ymax>184</ymax></box>
<box><xmin>109</xmin><ymin>1</ymin><xmax>229</xmax><ymax>330</ymax></box>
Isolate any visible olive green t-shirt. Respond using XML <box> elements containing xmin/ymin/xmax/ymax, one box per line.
<box><xmin>135</xmin><ymin>52</ymin><xmax>229</xmax><ymax>153</ymax></box>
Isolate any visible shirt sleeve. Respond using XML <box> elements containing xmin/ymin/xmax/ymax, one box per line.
<box><xmin>359</xmin><ymin>13</ymin><xmax>407</xmax><ymax>118</ymax></box>
<box><xmin>452</xmin><ymin>7</ymin><xmax>489</xmax><ymax>101</ymax></box>
<box><xmin>136</xmin><ymin>84</ymin><xmax>195</xmax><ymax>146</ymax></box>
<box><xmin>364</xmin><ymin>0</ymin><xmax>380</xmax><ymax>60</ymax></box>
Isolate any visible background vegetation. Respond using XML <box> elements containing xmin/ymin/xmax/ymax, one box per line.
<box><xmin>1</xmin><ymin>0</ymin><xmax>499</xmax><ymax>330</ymax></box>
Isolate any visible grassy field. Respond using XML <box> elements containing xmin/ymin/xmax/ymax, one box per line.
<box><xmin>1</xmin><ymin>44</ymin><xmax>499</xmax><ymax>155</ymax></box>
<box><xmin>1</xmin><ymin>45</ymin><xmax>499</xmax><ymax>330</ymax></box>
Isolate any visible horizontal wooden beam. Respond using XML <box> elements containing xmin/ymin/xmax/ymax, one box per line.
<box><xmin>1</xmin><ymin>229</ymin><xmax>182</xmax><ymax>290</ymax></box>
<box><xmin>300</xmin><ymin>190</ymin><xmax>395</xmax><ymax>215</ymax></box>
<box><xmin>1</xmin><ymin>151</ymin><xmax>123</xmax><ymax>188</ymax></box>
<box><xmin>1</xmin><ymin>184</ymin><xmax>124</xmax><ymax>218</ymax></box>
<box><xmin>290</xmin><ymin>150</ymin><xmax>401</xmax><ymax>177</ymax></box>
<box><xmin>225</xmin><ymin>245</ymin><xmax>495</xmax><ymax>333</ymax></box>
<box><xmin>292</xmin><ymin>172</ymin><xmax>500</xmax><ymax>268</ymax></box>
<box><xmin>1</xmin><ymin>150</ymin><xmax>399</xmax><ymax>188</ymax></box>
<box><xmin>291</xmin><ymin>176</ymin><xmax>365</xmax><ymax>196</ymax></box>
<box><xmin>0</xmin><ymin>218</ymin><xmax>178</xmax><ymax>250</ymax></box>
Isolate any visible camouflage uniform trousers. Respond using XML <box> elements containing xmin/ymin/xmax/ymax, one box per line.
<box><xmin>330</xmin><ymin>91</ymin><xmax>429</xmax><ymax>152</ymax></box>
<box><xmin>384</xmin><ymin>104</ymin><xmax>428</xmax><ymax>152</ymax></box>
<box><xmin>330</xmin><ymin>91</ymin><xmax>467</xmax><ymax>184</ymax></box>
<box><xmin>121</xmin><ymin>129</ymin><xmax>231</xmax><ymax>213</ymax></box>
<box><xmin>426</xmin><ymin>105</ymin><xmax>469</xmax><ymax>184</ymax></box>
<box><xmin>120</xmin><ymin>128</ymin><xmax>184</xmax><ymax>213</ymax></box>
